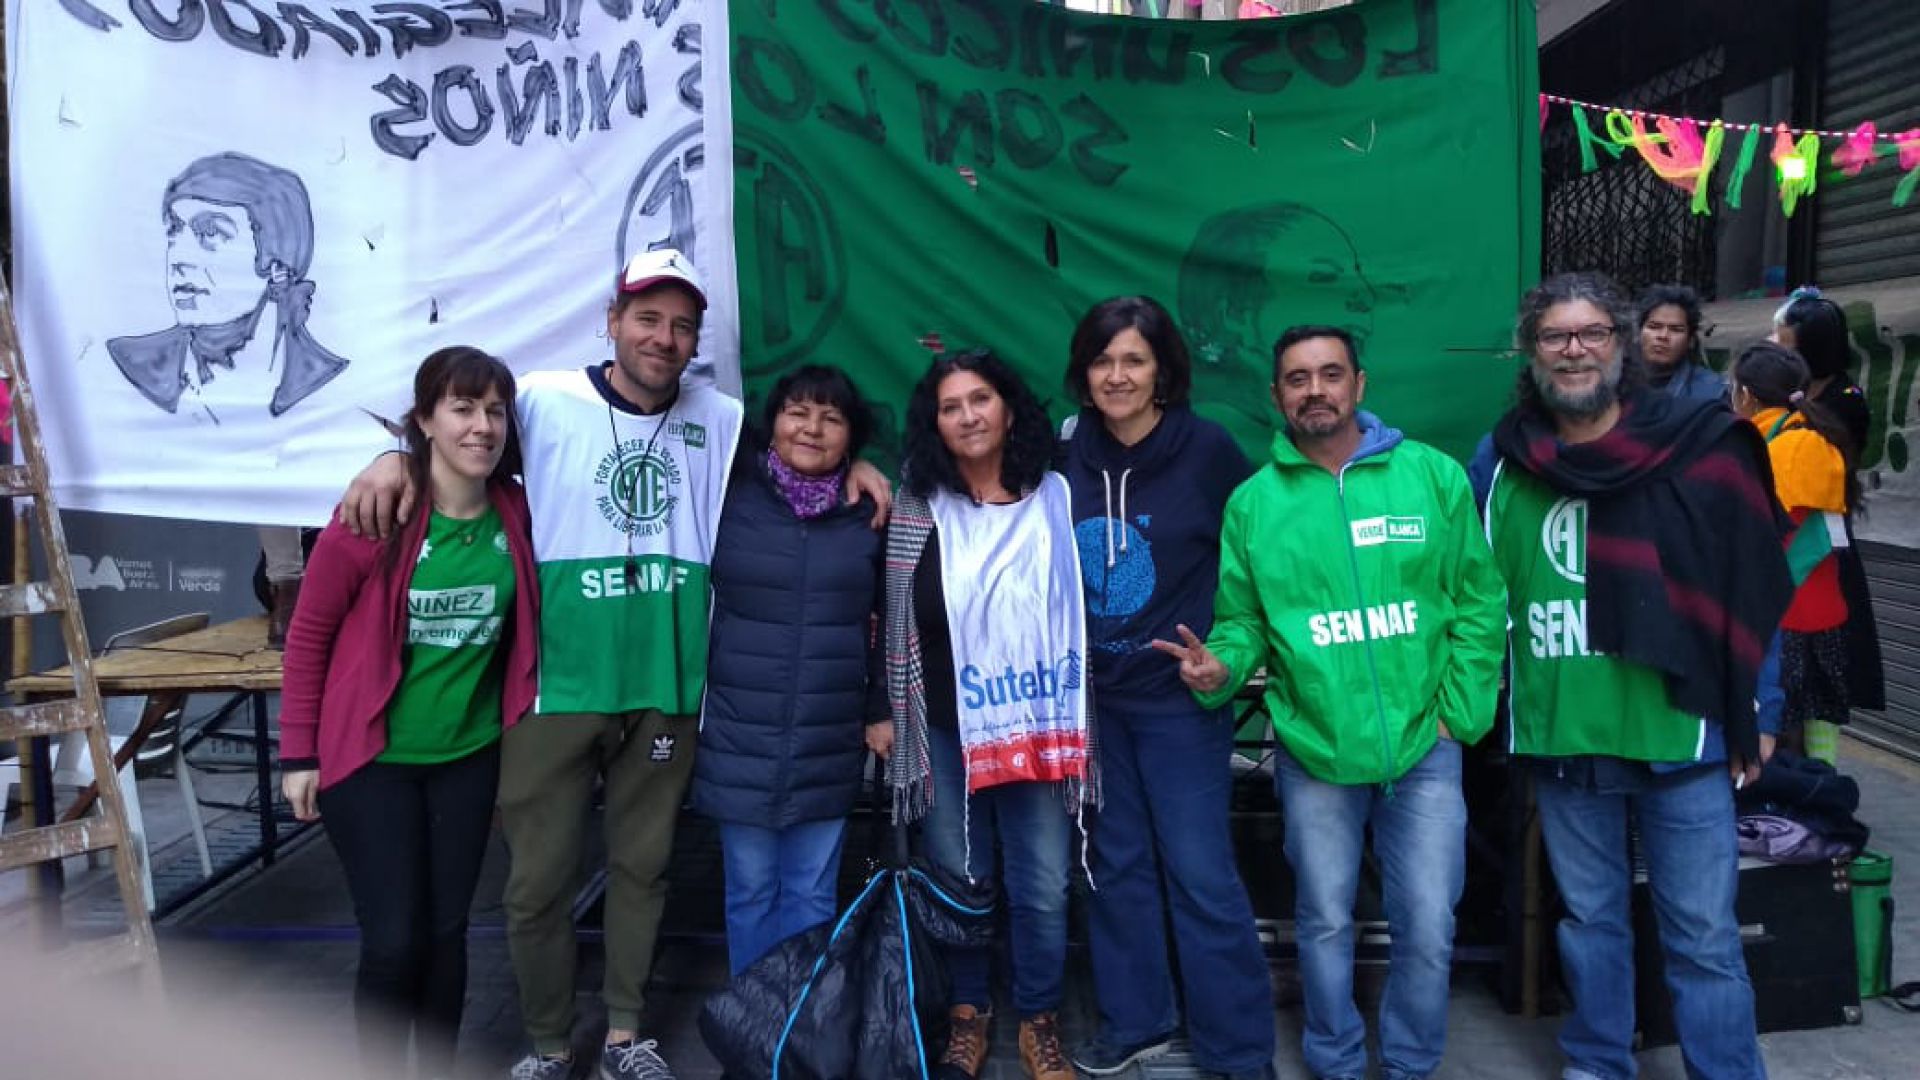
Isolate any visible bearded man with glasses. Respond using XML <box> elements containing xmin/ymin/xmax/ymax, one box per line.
<box><xmin>1471</xmin><ymin>272</ymin><xmax>1793</xmax><ymax>1080</ymax></box>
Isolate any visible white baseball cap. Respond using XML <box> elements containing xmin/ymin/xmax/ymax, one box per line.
<box><xmin>618</xmin><ymin>247</ymin><xmax>707</xmax><ymax>309</ymax></box>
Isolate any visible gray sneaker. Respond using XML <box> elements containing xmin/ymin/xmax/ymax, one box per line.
<box><xmin>599</xmin><ymin>1038</ymin><xmax>675</xmax><ymax>1080</ymax></box>
<box><xmin>509</xmin><ymin>1052</ymin><xmax>576</xmax><ymax>1080</ymax></box>
<box><xmin>1070</xmin><ymin>1029</ymin><xmax>1176</xmax><ymax>1075</ymax></box>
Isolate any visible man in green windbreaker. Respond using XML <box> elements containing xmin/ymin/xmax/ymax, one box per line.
<box><xmin>1155</xmin><ymin>325</ymin><xmax>1506</xmax><ymax>1080</ymax></box>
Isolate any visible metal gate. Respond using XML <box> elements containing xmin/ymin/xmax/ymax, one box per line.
<box><xmin>1849</xmin><ymin>542</ymin><xmax>1920</xmax><ymax>760</ymax></box>
<box><xmin>1815</xmin><ymin>0</ymin><xmax>1920</xmax><ymax>287</ymax></box>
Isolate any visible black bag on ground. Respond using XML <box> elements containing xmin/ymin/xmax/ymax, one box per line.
<box><xmin>1634</xmin><ymin>857</ymin><xmax>1861</xmax><ymax>1045</ymax></box>
<box><xmin>699</xmin><ymin>846</ymin><xmax>993</xmax><ymax>1079</ymax></box>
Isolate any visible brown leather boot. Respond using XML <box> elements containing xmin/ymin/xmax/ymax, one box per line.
<box><xmin>936</xmin><ymin>1004</ymin><xmax>991</xmax><ymax>1079</ymax></box>
<box><xmin>1019</xmin><ymin>1011</ymin><xmax>1071</xmax><ymax>1080</ymax></box>
<box><xmin>266</xmin><ymin>579</ymin><xmax>301</xmax><ymax>650</ymax></box>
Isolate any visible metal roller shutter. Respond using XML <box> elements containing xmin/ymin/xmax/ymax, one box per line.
<box><xmin>1815</xmin><ymin>0</ymin><xmax>1920</xmax><ymax>287</ymax></box>
<box><xmin>1849</xmin><ymin>542</ymin><xmax>1920</xmax><ymax>760</ymax></box>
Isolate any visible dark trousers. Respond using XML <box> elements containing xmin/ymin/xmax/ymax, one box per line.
<box><xmin>1087</xmin><ymin>703</ymin><xmax>1276</xmax><ymax>1074</ymax></box>
<box><xmin>319</xmin><ymin>743</ymin><xmax>501</xmax><ymax>1077</ymax></box>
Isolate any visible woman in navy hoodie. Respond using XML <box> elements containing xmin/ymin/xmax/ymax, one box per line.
<box><xmin>1061</xmin><ymin>297</ymin><xmax>1277</xmax><ymax>1080</ymax></box>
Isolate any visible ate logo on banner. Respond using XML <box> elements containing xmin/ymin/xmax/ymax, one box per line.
<box><xmin>734</xmin><ymin>128</ymin><xmax>847</xmax><ymax>379</ymax></box>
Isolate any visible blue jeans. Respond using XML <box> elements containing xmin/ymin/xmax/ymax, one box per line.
<box><xmin>920</xmin><ymin>724</ymin><xmax>1073</xmax><ymax>1015</ymax></box>
<box><xmin>1088</xmin><ymin>703</ymin><xmax>1275</xmax><ymax>1073</ymax></box>
<box><xmin>717</xmin><ymin>817</ymin><xmax>848</xmax><ymax>976</ymax></box>
<box><xmin>1275</xmin><ymin>740</ymin><xmax>1465</xmax><ymax>1080</ymax></box>
<box><xmin>1536</xmin><ymin>761</ymin><xmax>1765</xmax><ymax>1080</ymax></box>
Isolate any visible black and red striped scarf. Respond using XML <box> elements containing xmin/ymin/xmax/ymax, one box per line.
<box><xmin>1492</xmin><ymin>391</ymin><xmax>1794</xmax><ymax>761</ymax></box>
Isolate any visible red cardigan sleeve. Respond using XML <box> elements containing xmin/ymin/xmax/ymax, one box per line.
<box><xmin>278</xmin><ymin>521</ymin><xmax>381</xmax><ymax>765</ymax></box>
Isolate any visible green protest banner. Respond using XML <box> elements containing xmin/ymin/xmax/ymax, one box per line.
<box><xmin>730</xmin><ymin>0</ymin><xmax>1540</xmax><ymax>464</ymax></box>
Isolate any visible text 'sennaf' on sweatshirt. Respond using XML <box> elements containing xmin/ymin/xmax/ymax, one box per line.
<box><xmin>1061</xmin><ymin>405</ymin><xmax>1253</xmax><ymax>714</ymax></box>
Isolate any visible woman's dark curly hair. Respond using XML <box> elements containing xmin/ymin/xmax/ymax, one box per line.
<box><xmin>902</xmin><ymin>348</ymin><xmax>1054</xmax><ymax>499</ymax></box>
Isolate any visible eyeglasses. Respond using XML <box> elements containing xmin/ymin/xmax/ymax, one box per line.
<box><xmin>1535</xmin><ymin>325</ymin><xmax>1615</xmax><ymax>352</ymax></box>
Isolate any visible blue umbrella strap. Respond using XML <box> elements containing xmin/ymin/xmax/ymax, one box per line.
<box><xmin>895</xmin><ymin>875</ymin><xmax>933</xmax><ymax>1080</ymax></box>
<box><xmin>772</xmin><ymin>870</ymin><xmax>891</xmax><ymax>1080</ymax></box>
<box><xmin>909</xmin><ymin>867</ymin><xmax>994</xmax><ymax>916</ymax></box>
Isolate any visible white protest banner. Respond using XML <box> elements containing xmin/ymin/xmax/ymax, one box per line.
<box><xmin>7</xmin><ymin>0</ymin><xmax>737</xmax><ymax>525</ymax></box>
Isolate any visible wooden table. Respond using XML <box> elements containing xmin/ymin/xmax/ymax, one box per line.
<box><xmin>7</xmin><ymin>615</ymin><xmax>286</xmax><ymax>914</ymax></box>
<box><xmin>7</xmin><ymin>614</ymin><xmax>283</xmax><ymax>697</ymax></box>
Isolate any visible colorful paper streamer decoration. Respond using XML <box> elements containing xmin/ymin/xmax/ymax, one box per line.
<box><xmin>1771</xmin><ymin>124</ymin><xmax>1822</xmax><ymax>217</ymax></box>
<box><xmin>1725</xmin><ymin>122</ymin><xmax>1765</xmax><ymax>211</ymax></box>
<box><xmin>1571</xmin><ymin>105</ymin><xmax>1604</xmax><ymax>172</ymax></box>
<box><xmin>1900</xmin><ymin>130</ymin><xmax>1920</xmax><ymax>171</ymax></box>
<box><xmin>1897</xmin><ymin>129</ymin><xmax>1920</xmax><ymax>208</ymax></box>
<box><xmin>1833</xmin><ymin>121</ymin><xmax>1880</xmax><ymax>177</ymax></box>
<box><xmin>1540</xmin><ymin>94</ymin><xmax>1918</xmax><ymax>216</ymax></box>
<box><xmin>1603</xmin><ymin>111</ymin><xmax>1721</xmax><ymax>211</ymax></box>
<box><xmin>1692</xmin><ymin>121</ymin><xmax>1726</xmax><ymax>215</ymax></box>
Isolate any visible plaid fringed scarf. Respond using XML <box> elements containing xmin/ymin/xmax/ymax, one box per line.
<box><xmin>1492</xmin><ymin>391</ymin><xmax>1795</xmax><ymax>762</ymax></box>
<box><xmin>882</xmin><ymin>491</ymin><xmax>939</xmax><ymax>824</ymax></box>
<box><xmin>883</xmin><ymin>489</ymin><xmax>1100</xmax><ymax>825</ymax></box>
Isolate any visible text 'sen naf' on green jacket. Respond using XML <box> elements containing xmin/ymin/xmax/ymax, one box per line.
<box><xmin>1198</xmin><ymin>414</ymin><xmax>1508</xmax><ymax>786</ymax></box>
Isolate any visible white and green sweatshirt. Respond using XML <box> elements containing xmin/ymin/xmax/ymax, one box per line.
<box><xmin>516</xmin><ymin>367</ymin><xmax>742</xmax><ymax>716</ymax></box>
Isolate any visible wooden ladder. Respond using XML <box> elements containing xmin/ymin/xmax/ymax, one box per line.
<box><xmin>0</xmin><ymin>270</ymin><xmax>162</xmax><ymax>987</ymax></box>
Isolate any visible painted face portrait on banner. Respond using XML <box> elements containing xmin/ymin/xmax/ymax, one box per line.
<box><xmin>14</xmin><ymin>2</ymin><xmax>730</xmax><ymax>525</ymax></box>
<box><xmin>106</xmin><ymin>152</ymin><xmax>349</xmax><ymax>422</ymax></box>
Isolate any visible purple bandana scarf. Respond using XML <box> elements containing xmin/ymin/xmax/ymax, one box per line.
<box><xmin>767</xmin><ymin>447</ymin><xmax>844</xmax><ymax>519</ymax></box>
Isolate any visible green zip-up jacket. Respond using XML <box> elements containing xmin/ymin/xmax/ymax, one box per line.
<box><xmin>1199</xmin><ymin>413</ymin><xmax>1507</xmax><ymax>785</ymax></box>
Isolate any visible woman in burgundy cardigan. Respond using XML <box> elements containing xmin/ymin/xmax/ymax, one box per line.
<box><xmin>279</xmin><ymin>346</ymin><xmax>538</xmax><ymax>1078</ymax></box>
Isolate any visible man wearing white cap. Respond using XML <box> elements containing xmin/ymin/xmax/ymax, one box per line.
<box><xmin>343</xmin><ymin>250</ymin><xmax>882</xmax><ymax>1080</ymax></box>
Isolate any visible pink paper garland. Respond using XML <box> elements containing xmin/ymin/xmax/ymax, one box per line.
<box><xmin>1895</xmin><ymin>129</ymin><xmax>1920</xmax><ymax>208</ymax></box>
<box><xmin>1833</xmin><ymin>122</ymin><xmax>1880</xmax><ymax>177</ymax></box>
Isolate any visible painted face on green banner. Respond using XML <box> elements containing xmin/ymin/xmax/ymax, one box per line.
<box><xmin>1178</xmin><ymin>202</ymin><xmax>1385</xmax><ymax>414</ymax></box>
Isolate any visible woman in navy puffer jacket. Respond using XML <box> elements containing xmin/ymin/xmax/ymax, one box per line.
<box><xmin>692</xmin><ymin>364</ymin><xmax>889</xmax><ymax>976</ymax></box>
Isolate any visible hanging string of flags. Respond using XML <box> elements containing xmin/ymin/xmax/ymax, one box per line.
<box><xmin>1539</xmin><ymin>93</ymin><xmax>1920</xmax><ymax>217</ymax></box>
